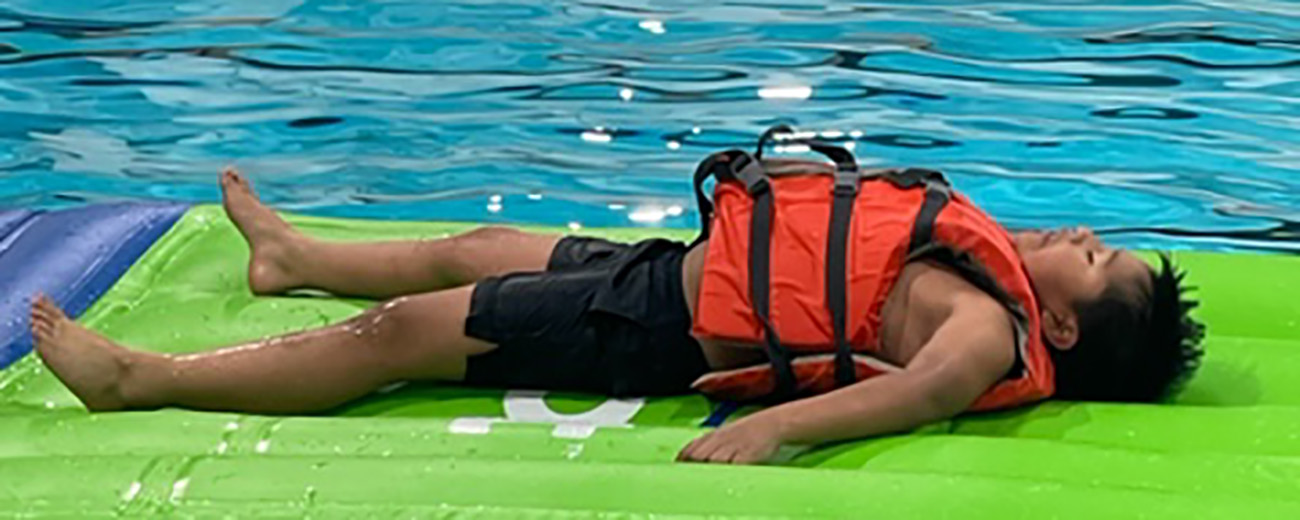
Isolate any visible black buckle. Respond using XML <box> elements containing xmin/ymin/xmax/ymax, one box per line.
<box><xmin>884</xmin><ymin>167</ymin><xmax>950</xmax><ymax>190</ymax></box>
<box><xmin>927</xmin><ymin>178</ymin><xmax>952</xmax><ymax>198</ymax></box>
<box><xmin>832</xmin><ymin>168</ymin><xmax>860</xmax><ymax>196</ymax></box>
<box><xmin>734</xmin><ymin>156</ymin><xmax>770</xmax><ymax>195</ymax></box>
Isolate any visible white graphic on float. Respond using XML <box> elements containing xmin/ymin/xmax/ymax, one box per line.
<box><xmin>448</xmin><ymin>390</ymin><xmax>645</xmax><ymax>439</ymax></box>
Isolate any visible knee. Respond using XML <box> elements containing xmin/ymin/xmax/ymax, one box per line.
<box><xmin>442</xmin><ymin>226</ymin><xmax>525</xmax><ymax>280</ymax></box>
<box><xmin>456</xmin><ymin>225</ymin><xmax>522</xmax><ymax>245</ymax></box>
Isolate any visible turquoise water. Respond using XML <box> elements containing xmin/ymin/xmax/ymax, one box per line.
<box><xmin>1</xmin><ymin>1</ymin><xmax>1298</xmax><ymax>252</ymax></box>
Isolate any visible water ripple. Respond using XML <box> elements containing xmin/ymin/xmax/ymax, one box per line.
<box><xmin>0</xmin><ymin>0</ymin><xmax>1298</xmax><ymax>252</ymax></box>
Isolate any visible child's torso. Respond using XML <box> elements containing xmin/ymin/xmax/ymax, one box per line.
<box><xmin>680</xmin><ymin>239</ymin><xmax>1006</xmax><ymax>371</ymax></box>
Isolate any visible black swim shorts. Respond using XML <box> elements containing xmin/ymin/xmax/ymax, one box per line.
<box><xmin>462</xmin><ymin>236</ymin><xmax>709</xmax><ymax>396</ymax></box>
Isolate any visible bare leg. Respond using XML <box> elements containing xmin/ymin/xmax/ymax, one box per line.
<box><xmin>30</xmin><ymin>288</ymin><xmax>493</xmax><ymax>414</ymax></box>
<box><xmin>221</xmin><ymin>167</ymin><xmax>564</xmax><ymax>299</ymax></box>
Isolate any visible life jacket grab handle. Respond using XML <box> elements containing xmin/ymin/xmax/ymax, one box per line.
<box><xmin>755</xmin><ymin>124</ymin><xmax>859</xmax><ymax>175</ymax></box>
<box><xmin>689</xmin><ymin>125</ymin><xmax>866</xmax><ymax>247</ymax></box>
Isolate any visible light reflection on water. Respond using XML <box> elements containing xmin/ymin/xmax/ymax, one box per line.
<box><xmin>1</xmin><ymin>0</ymin><xmax>1299</xmax><ymax>252</ymax></box>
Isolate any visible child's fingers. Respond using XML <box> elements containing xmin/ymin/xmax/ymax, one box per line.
<box><xmin>678</xmin><ymin>430</ymin><xmax>723</xmax><ymax>463</ymax></box>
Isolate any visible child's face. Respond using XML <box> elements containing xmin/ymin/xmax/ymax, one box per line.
<box><xmin>1012</xmin><ymin>227</ymin><xmax>1152</xmax><ymax>349</ymax></box>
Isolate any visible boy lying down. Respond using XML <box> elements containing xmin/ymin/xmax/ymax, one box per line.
<box><xmin>29</xmin><ymin>138</ymin><xmax>1204</xmax><ymax>465</ymax></box>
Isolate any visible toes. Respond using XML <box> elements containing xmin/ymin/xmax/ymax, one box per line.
<box><xmin>33</xmin><ymin>322</ymin><xmax>53</xmax><ymax>342</ymax></box>
<box><xmin>221</xmin><ymin>167</ymin><xmax>249</xmax><ymax>190</ymax></box>
<box><xmin>30</xmin><ymin>297</ymin><xmax>51</xmax><ymax>323</ymax></box>
<box><xmin>221</xmin><ymin>167</ymin><xmax>255</xmax><ymax>194</ymax></box>
<box><xmin>33</xmin><ymin>295</ymin><xmax>68</xmax><ymax>322</ymax></box>
<box><xmin>31</xmin><ymin>314</ymin><xmax>53</xmax><ymax>342</ymax></box>
<box><xmin>34</xmin><ymin>295</ymin><xmax>56</xmax><ymax>318</ymax></box>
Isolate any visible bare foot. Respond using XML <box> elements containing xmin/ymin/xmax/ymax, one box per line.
<box><xmin>220</xmin><ymin>167</ymin><xmax>307</xmax><ymax>295</ymax></box>
<box><xmin>30</xmin><ymin>295</ymin><xmax>141</xmax><ymax>411</ymax></box>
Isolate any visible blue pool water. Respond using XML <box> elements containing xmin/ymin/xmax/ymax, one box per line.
<box><xmin>1</xmin><ymin>0</ymin><xmax>1298</xmax><ymax>252</ymax></box>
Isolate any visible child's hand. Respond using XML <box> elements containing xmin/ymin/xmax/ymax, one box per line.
<box><xmin>676</xmin><ymin>414</ymin><xmax>782</xmax><ymax>465</ymax></box>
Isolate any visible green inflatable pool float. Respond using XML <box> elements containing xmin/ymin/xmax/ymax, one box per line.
<box><xmin>2</xmin><ymin>205</ymin><xmax>1299</xmax><ymax>517</ymax></box>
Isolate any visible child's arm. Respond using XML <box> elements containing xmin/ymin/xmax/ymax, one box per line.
<box><xmin>678</xmin><ymin>300</ymin><xmax>1016</xmax><ymax>464</ymax></box>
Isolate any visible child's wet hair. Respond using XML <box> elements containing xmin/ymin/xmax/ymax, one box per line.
<box><xmin>1049</xmin><ymin>253</ymin><xmax>1206</xmax><ymax>402</ymax></box>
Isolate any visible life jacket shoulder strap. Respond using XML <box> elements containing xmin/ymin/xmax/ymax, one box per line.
<box><xmin>689</xmin><ymin>146</ymin><xmax>797</xmax><ymax>399</ymax></box>
<box><xmin>688</xmin><ymin>150</ymin><xmax>766</xmax><ymax>248</ymax></box>
<box><xmin>826</xmin><ymin>162</ymin><xmax>859</xmax><ymax>388</ymax></box>
<box><xmin>896</xmin><ymin>168</ymin><xmax>953</xmax><ymax>254</ymax></box>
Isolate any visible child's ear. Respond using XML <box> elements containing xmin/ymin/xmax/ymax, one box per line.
<box><xmin>1041</xmin><ymin>308</ymin><xmax>1079</xmax><ymax>351</ymax></box>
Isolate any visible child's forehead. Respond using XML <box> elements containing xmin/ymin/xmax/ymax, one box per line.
<box><xmin>1110</xmin><ymin>251</ymin><xmax>1156</xmax><ymax>291</ymax></box>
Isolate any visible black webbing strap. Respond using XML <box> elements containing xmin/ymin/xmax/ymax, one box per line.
<box><xmin>692</xmin><ymin>126</ymin><xmax>952</xmax><ymax>399</ymax></box>
<box><xmin>907</xmin><ymin>170</ymin><xmax>953</xmax><ymax>254</ymax></box>
<box><xmin>688</xmin><ymin>153</ymin><xmax>722</xmax><ymax>249</ymax></box>
<box><xmin>746</xmin><ymin>173</ymin><xmax>797</xmax><ymax>400</ymax></box>
<box><xmin>732</xmin><ymin>152</ymin><xmax>768</xmax><ymax>191</ymax></box>
<box><xmin>755</xmin><ymin>124</ymin><xmax>794</xmax><ymax>159</ymax></box>
<box><xmin>825</xmin><ymin>167</ymin><xmax>861</xmax><ymax>388</ymax></box>
<box><xmin>689</xmin><ymin>150</ymin><xmax>765</xmax><ymax>249</ymax></box>
<box><xmin>687</xmin><ymin>144</ymin><xmax>796</xmax><ymax>398</ymax></box>
<box><xmin>755</xmin><ymin>124</ymin><xmax>865</xmax><ymax>393</ymax></box>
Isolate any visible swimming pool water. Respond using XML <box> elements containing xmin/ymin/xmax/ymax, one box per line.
<box><xmin>1</xmin><ymin>0</ymin><xmax>1298</xmax><ymax>252</ymax></box>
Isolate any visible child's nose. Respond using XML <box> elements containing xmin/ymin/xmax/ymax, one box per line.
<box><xmin>1070</xmin><ymin>227</ymin><xmax>1105</xmax><ymax>249</ymax></box>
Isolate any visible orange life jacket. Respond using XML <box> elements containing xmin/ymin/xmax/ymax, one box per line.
<box><xmin>686</xmin><ymin>126</ymin><xmax>1054</xmax><ymax>412</ymax></box>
